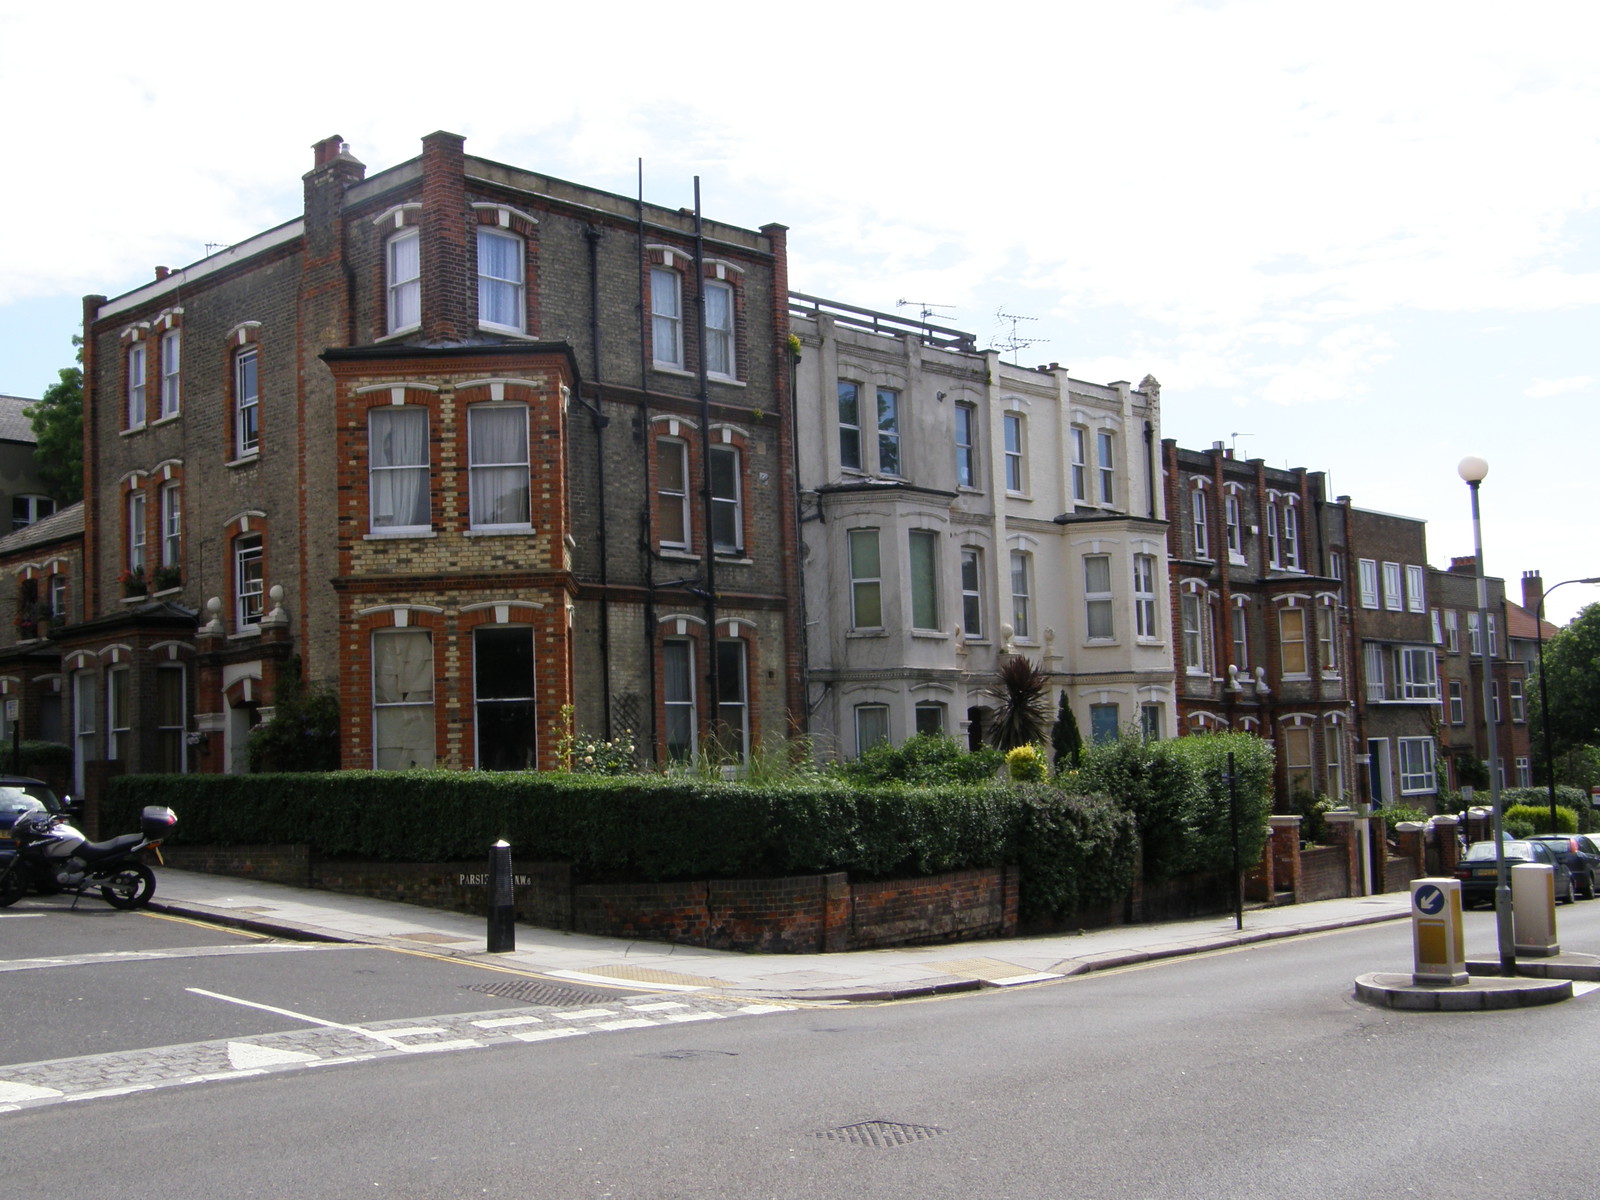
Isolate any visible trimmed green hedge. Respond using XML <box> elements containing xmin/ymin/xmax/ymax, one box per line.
<box><xmin>105</xmin><ymin>771</ymin><xmax>1137</xmax><ymax>922</ymax></box>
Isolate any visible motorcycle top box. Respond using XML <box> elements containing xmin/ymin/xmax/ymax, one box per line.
<box><xmin>140</xmin><ymin>807</ymin><xmax>177</xmax><ymax>840</ymax></box>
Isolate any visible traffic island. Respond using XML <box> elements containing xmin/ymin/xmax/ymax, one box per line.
<box><xmin>1352</xmin><ymin>876</ymin><xmax>1574</xmax><ymax>1010</ymax></box>
<box><xmin>1353</xmin><ymin>970</ymin><xmax>1572</xmax><ymax>1010</ymax></box>
<box><xmin>1466</xmin><ymin>952</ymin><xmax>1600</xmax><ymax>982</ymax></box>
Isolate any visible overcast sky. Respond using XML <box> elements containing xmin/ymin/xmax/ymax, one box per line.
<box><xmin>3</xmin><ymin>0</ymin><xmax>1596</xmax><ymax>621</ymax></box>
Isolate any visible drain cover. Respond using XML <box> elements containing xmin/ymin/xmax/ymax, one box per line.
<box><xmin>813</xmin><ymin>1121</ymin><xmax>946</xmax><ymax>1148</ymax></box>
<box><xmin>466</xmin><ymin>979</ymin><xmax>625</xmax><ymax>1007</ymax></box>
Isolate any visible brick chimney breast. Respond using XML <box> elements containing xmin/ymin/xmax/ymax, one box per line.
<box><xmin>420</xmin><ymin>132</ymin><xmax>470</xmax><ymax>342</ymax></box>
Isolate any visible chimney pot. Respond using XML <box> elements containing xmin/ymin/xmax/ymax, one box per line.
<box><xmin>154</xmin><ymin>266</ymin><xmax>169</xmax><ymax>280</ymax></box>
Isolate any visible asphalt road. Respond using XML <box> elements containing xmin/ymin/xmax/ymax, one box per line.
<box><xmin>5</xmin><ymin>896</ymin><xmax>1600</xmax><ymax>1199</ymax></box>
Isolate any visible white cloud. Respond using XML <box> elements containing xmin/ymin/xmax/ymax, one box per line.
<box><xmin>1525</xmin><ymin>376</ymin><xmax>1594</xmax><ymax>398</ymax></box>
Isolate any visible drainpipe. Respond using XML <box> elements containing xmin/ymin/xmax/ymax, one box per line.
<box><xmin>637</xmin><ymin>162</ymin><xmax>660</xmax><ymax>760</ymax></box>
<box><xmin>582</xmin><ymin>224</ymin><xmax>613</xmax><ymax>738</ymax></box>
<box><xmin>1144</xmin><ymin>420</ymin><xmax>1156</xmax><ymax>519</ymax></box>
<box><xmin>693</xmin><ymin>178</ymin><xmax>720</xmax><ymax>744</ymax></box>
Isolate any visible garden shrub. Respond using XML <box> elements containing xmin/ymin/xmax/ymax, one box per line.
<box><xmin>1164</xmin><ymin>733</ymin><xmax>1275</xmax><ymax>875</ymax></box>
<box><xmin>1378</xmin><ymin>805</ymin><xmax>1429</xmax><ymax>834</ymax></box>
<box><xmin>1005</xmin><ymin>744</ymin><xmax>1047</xmax><ymax>783</ymax></box>
<box><xmin>1503</xmin><ymin>802</ymin><xmax>1577</xmax><ymax>835</ymax></box>
<box><xmin>1009</xmin><ymin>786</ymin><xmax>1137</xmax><ymax>923</ymax></box>
<box><xmin>834</xmin><ymin>733</ymin><xmax>1001</xmax><ymax>786</ymax></box>
<box><xmin>1078</xmin><ymin>732</ymin><xmax>1196</xmax><ymax>882</ymax></box>
<box><xmin>104</xmin><ymin>769</ymin><xmax>1139</xmax><ymax>923</ymax></box>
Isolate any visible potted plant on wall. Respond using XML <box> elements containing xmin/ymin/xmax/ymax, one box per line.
<box><xmin>120</xmin><ymin>567</ymin><xmax>147</xmax><ymax>598</ymax></box>
<box><xmin>152</xmin><ymin>564</ymin><xmax>182</xmax><ymax>593</ymax></box>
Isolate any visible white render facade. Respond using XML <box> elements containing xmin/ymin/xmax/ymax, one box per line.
<box><xmin>791</xmin><ymin>298</ymin><xmax>1175</xmax><ymax>759</ymax></box>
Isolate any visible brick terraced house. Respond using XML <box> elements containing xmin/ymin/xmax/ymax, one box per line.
<box><xmin>53</xmin><ymin>131</ymin><xmax>798</xmax><ymax>789</ymax></box>
<box><xmin>1162</xmin><ymin>441</ymin><xmax>1357</xmax><ymax>806</ymax></box>
<box><xmin>1430</xmin><ymin>558</ymin><xmax>1532</xmax><ymax>792</ymax></box>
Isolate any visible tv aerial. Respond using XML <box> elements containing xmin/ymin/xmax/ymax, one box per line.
<box><xmin>896</xmin><ymin>298</ymin><xmax>955</xmax><ymax>325</ymax></box>
<box><xmin>993</xmin><ymin>307</ymin><xmax>1048</xmax><ymax>365</ymax></box>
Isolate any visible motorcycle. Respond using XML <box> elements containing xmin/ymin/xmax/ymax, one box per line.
<box><xmin>0</xmin><ymin>803</ymin><xmax>176</xmax><ymax>910</ymax></box>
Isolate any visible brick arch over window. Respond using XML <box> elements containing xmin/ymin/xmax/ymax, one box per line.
<box><xmin>223</xmin><ymin>512</ymin><xmax>270</xmax><ymax>633</ymax></box>
<box><xmin>354</xmin><ymin>384</ymin><xmax>442</xmax><ymax>538</ymax></box>
<box><xmin>457</xmin><ymin>601</ymin><xmax>566</xmax><ymax>771</ymax></box>
<box><xmin>654</xmin><ymin>612</ymin><xmax>708</xmax><ymax>764</ymax></box>
<box><xmin>642</xmin><ymin>246</ymin><xmax>750</xmax><ymax>382</ymax></box>
<box><xmin>647</xmin><ymin>417</ymin><xmax>751</xmax><ymax>558</ymax></box>
<box><xmin>119</xmin><ymin>321</ymin><xmax>153</xmax><ymax>431</ymax></box>
<box><xmin>471</xmin><ymin>204</ymin><xmax>541</xmax><ymax>337</ymax></box>
<box><xmin>225</xmin><ymin>321</ymin><xmax>264</xmax><ymax>462</ymax></box>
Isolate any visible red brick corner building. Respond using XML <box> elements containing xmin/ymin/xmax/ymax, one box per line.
<box><xmin>61</xmin><ymin>132</ymin><xmax>798</xmax><ymax>788</ymax></box>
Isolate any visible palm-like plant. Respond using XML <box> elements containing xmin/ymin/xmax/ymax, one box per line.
<box><xmin>984</xmin><ymin>656</ymin><xmax>1052</xmax><ymax>751</ymax></box>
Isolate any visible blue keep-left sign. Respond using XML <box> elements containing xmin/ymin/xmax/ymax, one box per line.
<box><xmin>1415</xmin><ymin>884</ymin><xmax>1445</xmax><ymax>915</ymax></box>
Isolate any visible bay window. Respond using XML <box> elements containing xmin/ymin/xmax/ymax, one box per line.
<box><xmin>468</xmin><ymin>405</ymin><xmax>530</xmax><ymax>528</ymax></box>
<box><xmin>369</xmin><ymin>407</ymin><xmax>430</xmax><ymax>532</ymax></box>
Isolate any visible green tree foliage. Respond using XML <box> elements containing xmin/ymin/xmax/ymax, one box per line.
<box><xmin>1051</xmin><ymin>690</ymin><xmax>1083</xmax><ymax>773</ymax></box>
<box><xmin>984</xmin><ymin>656</ymin><xmax>1052</xmax><ymax>751</ymax></box>
<box><xmin>247</xmin><ymin>658</ymin><xmax>340</xmax><ymax>772</ymax></box>
<box><xmin>1532</xmin><ymin>602</ymin><xmax>1600</xmax><ymax>764</ymax></box>
<box><xmin>25</xmin><ymin>337</ymin><xmax>84</xmax><ymax>502</ymax></box>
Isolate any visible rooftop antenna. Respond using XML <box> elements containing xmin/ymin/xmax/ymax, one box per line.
<box><xmin>896</xmin><ymin>298</ymin><xmax>955</xmax><ymax>325</ymax></box>
<box><xmin>993</xmin><ymin>307</ymin><xmax>1047</xmax><ymax>365</ymax></box>
<box><xmin>204</xmin><ymin>243</ymin><xmax>226</xmax><ymax>256</ymax></box>
<box><xmin>1230</xmin><ymin>431</ymin><xmax>1253</xmax><ymax>456</ymax></box>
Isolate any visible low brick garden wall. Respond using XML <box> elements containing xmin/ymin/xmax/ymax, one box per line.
<box><xmin>158</xmin><ymin>845</ymin><xmax>1018</xmax><ymax>953</ymax></box>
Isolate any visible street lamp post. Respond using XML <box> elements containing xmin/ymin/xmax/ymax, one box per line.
<box><xmin>1536</xmin><ymin>576</ymin><xmax>1600</xmax><ymax>837</ymax></box>
<box><xmin>1458</xmin><ymin>455</ymin><xmax>1514</xmax><ymax>977</ymax></box>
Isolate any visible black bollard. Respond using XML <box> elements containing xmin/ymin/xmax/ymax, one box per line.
<box><xmin>487</xmin><ymin>839</ymin><xmax>515</xmax><ymax>953</ymax></box>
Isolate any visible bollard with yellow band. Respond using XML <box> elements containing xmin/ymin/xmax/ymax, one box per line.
<box><xmin>1411</xmin><ymin>878</ymin><xmax>1467</xmax><ymax>986</ymax></box>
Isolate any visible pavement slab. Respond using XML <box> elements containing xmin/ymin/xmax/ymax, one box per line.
<box><xmin>133</xmin><ymin>867</ymin><xmax>1432</xmax><ymax>1001</ymax></box>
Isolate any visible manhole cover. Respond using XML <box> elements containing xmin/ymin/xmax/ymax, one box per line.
<box><xmin>645</xmin><ymin>1049</ymin><xmax>738</xmax><ymax>1061</ymax></box>
<box><xmin>466</xmin><ymin>979</ymin><xmax>625</xmax><ymax>1007</ymax></box>
<box><xmin>813</xmin><ymin>1121</ymin><xmax>946</xmax><ymax>1148</ymax></box>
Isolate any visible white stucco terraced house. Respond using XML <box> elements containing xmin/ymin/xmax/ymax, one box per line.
<box><xmin>790</xmin><ymin>296</ymin><xmax>1174</xmax><ymax>759</ymax></box>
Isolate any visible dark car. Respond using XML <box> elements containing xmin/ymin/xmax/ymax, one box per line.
<box><xmin>1530</xmin><ymin>835</ymin><xmax>1600</xmax><ymax>899</ymax></box>
<box><xmin>1454</xmin><ymin>839</ymin><xmax>1575</xmax><ymax>907</ymax></box>
<box><xmin>0</xmin><ymin>776</ymin><xmax>65</xmax><ymax>848</ymax></box>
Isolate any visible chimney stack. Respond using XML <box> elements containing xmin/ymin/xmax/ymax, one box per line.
<box><xmin>1522</xmin><ymin>570</ymin><xmax>1544</xmax><ymax>616</ymax></box>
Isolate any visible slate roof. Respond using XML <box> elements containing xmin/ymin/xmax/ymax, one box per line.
<box><xmin>0</xmin><ymin>396</ymin><xmax>37</xmax><ymax>445</ymax></box>
<box><xmin>0</xmin><ymin>500</ymin><xmax>83</xmax><ymax>555</ymax></box>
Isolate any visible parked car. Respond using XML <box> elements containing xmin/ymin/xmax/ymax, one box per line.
<box><xmin>1529</xmin><ymin>835</ymin><xmax>1600</xmax><ymax>899</ymax></box>
<box><xmin>1454</xmin><ymin>840</ymin><xmax>1575</xmax><ymax>907</ymax></box>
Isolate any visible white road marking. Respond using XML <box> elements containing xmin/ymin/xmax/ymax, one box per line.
<box><xmin>64</xmin><ymin>1085</ymin><xmax>158</xmax><ymax>1101</ymax></box>
<box><xmin>553</xmin><ymin>1008</ymin><xmax>617</xmax><ymax>1020</ymax></box>
<box><xmin>549</xmin><ymin>969</ymin><xmax>707</xmax><ymax>992</ymax></box>
<box><xmin>595</xmin><ymin>1018</ymin><xmax>655</xmax><ymax>1031</ymax></box>
<box><xmin>398</xmin><ymin>1039</ymin><xmax>480</xmax><ymax>1054</ymax></box>
<box><xmin>663</xmin><ymin>1011</ymin><xmax>725</xmax><ymax>1023</ymax></box>
<box><xmin>228</xmin><ymin>1041</ymin><xmax>320</xmax><ymax>1070</ymax></box>
<box><xmin>512</xmin><ymin>1028</ymin><xmax>584</xmax><ymax>1043</ymax></box>
<box><xmin>0</xmin><ymin>1081</ymin><xmax>64</xmax><ymax>1103</ymax></box>
<box><xmin>471</xmin><ymin>1015</ymin><xmax>545</xmax><ymax>1029</ymax></box>
<box><xmin>180</xmin><ymin>1069</ymin><xmax>265</xmax><ymax>1085</ymax></box>
<box><xmin>185</xmin><ymin>987</ymin><xmax>417</xmax><ymax>1051</ymax></box>
<box><xmin>988</xmin><ymin>972</ymin><xmax>1065</xmax><ymax>986</ymax></box>
<box><xmin>1571</xmin><ymin>981</ymin><xmax>1599</xmax><ymax>996</ymax></box>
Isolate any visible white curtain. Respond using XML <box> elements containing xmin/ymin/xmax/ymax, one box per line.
<box><xmin>468</xmin><ymin>407</ymin><xmax>529</xmax><ymax>526</ymax></box>
<box><xmin>371</xmin><ymin>408</ymin><xmax>429</xmax><ymax>528</ymax></box>
<box><xmin>374</xmin><ymin>630</ymin><xmax>435</xmax><ymax>769</ymax></box>
<box><xmin>478</xmin><ymin>230</ymin><xmax>523</xmax><ymax>328</ymax></box>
